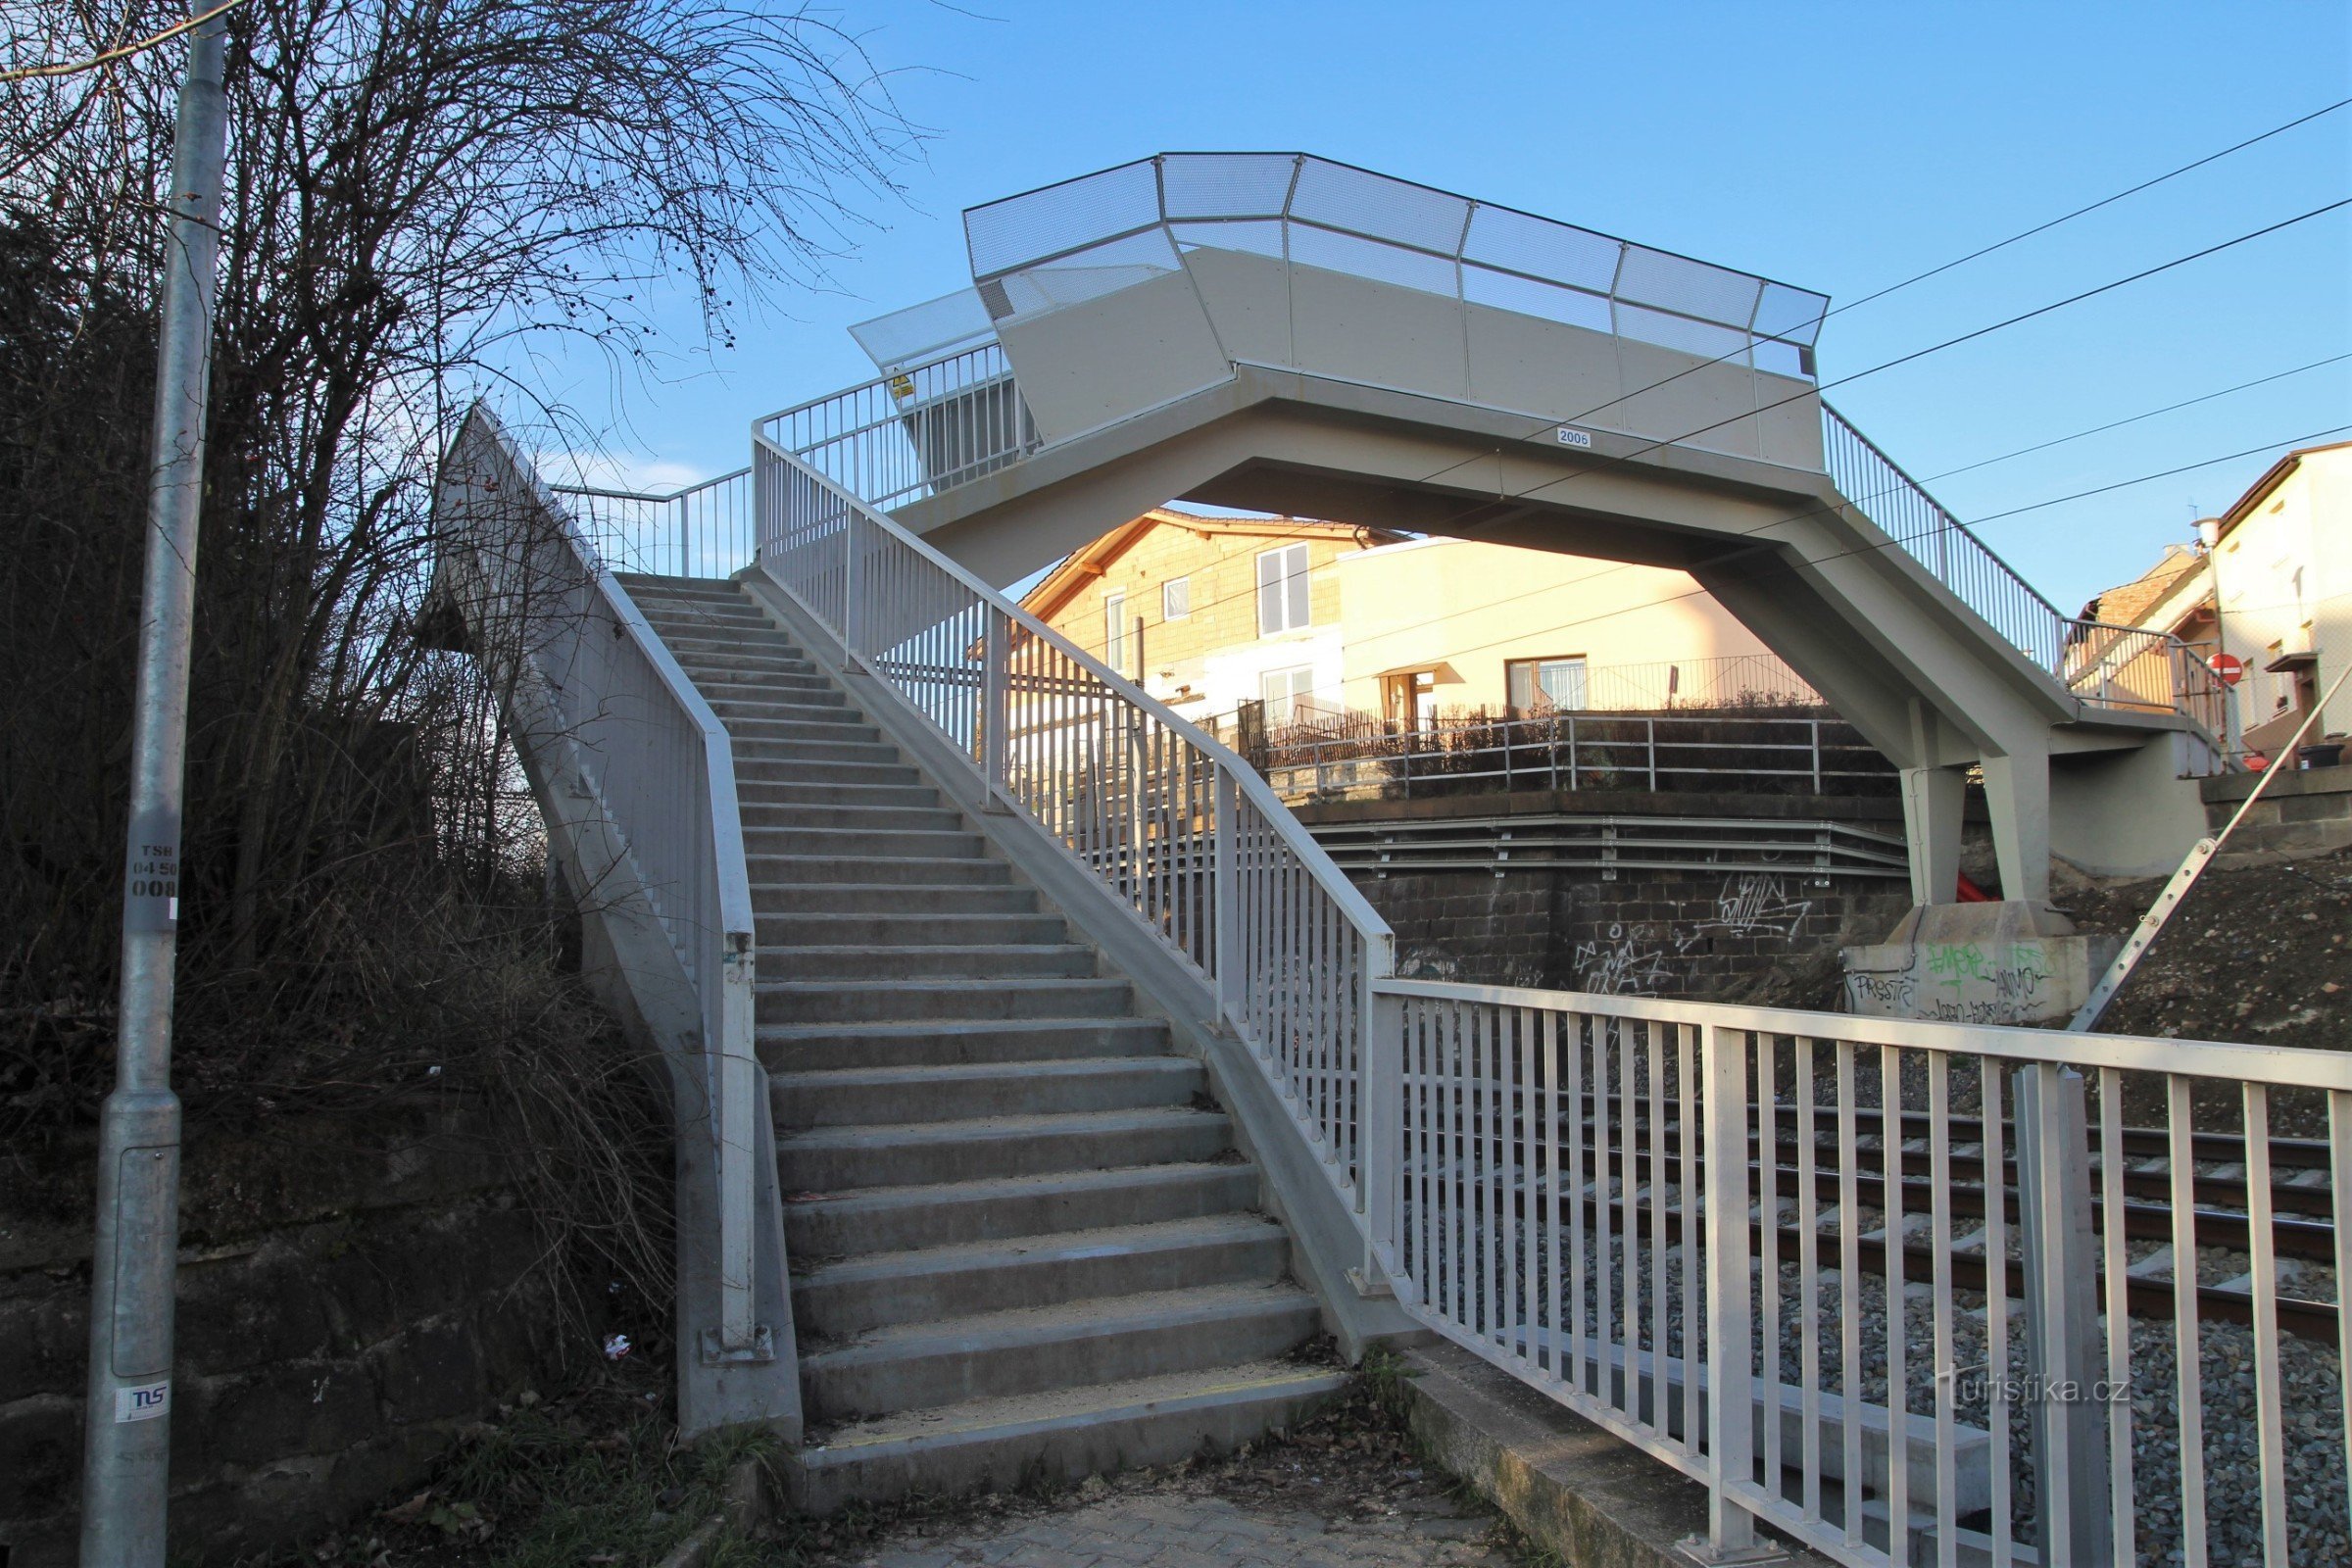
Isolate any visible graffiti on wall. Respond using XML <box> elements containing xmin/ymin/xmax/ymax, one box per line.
<box><xmin>1571</xmin><ymin>875</ymin><xmax>1817</xmax><ymax>994</ymax></box>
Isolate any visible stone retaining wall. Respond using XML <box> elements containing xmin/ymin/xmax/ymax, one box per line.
<box><xmin>2203</xmin><ymin>760</ymin><xmax>2352</xmax><ymax>860</ymax></box>
<box><xmin>0</xmin><ymin>1104</ymin><xmax>568</xmax><ymax>1566</ymax></box>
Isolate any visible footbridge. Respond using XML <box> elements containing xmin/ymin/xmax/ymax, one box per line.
<box><xmin>764</xmin><ymin>153</ymin><xmax>2225</xmax><ymax>905</ymax></box>
<box><xmin>431</xmin><ymin>156</ymin><xmax>2340</xmax><ymax>1568</ymax></box>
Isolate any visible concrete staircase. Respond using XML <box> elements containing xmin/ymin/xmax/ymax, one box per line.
<box><xmin>619</xmin><ymin>574</ymin><xmax>1347</xmax><ymax>1509</ymax></box>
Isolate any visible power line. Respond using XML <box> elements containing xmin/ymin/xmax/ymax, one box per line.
<box><xmin>1450</xmin><ymin>97</ymin><xmax>2352</xmax><ymax>450</ymax></box>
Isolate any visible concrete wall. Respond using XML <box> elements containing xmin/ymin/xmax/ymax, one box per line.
<box><xmin>0</xmin><ymin>1106</ymin><xmax>566</xmax><ymax>1566</ymax></box>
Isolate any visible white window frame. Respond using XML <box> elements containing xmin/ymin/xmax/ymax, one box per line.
<box><xmin>1260</xmin><ymin>664</ymin><xmax>1317</xmax><ymax>727</ymax></box>
<box><xmin>1505</xmin><ymin>655</ymin><xmax>1589</xmax><ymax>713</ymax></box>
<box><xmin>1162</xmin><ymin>575</ymin><xmax>1191</xmax><ymax>620</ymax></box>
<box><xmin>1255</xmin><ymin>543</ymin><xmax>1311</xmax><ymax>636</ymax></box>
<box><xmin>1104</xmin><ymin>590</ymin><xmax>1127</xmax><ymax>671</ymax></box>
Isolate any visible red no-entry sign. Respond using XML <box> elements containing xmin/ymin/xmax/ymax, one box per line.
<box><xmin>2209</xmin><ymin>652</ymin><xmax>2245</xmax><ymax>686</ymax></box>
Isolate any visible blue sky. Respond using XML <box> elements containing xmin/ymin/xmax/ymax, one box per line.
<box><xmin>538</xmin><ymin>0</ymin><xmax>2352</xmax><ymax>614</ymax></box>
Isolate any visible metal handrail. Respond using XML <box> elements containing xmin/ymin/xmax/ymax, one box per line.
<box><xmin>749</xmin><ymin>425</ymin><xmax>1396</xmax><ymax>1215</ymax></box>
<box><xmin>552</xmin><ymin>466</ymin><xmax>754</xmax><ymax>579</ymax></box>
<box><xmin>1365</xmin><ymin>977</ymin><xmax>2352</xmax><ymax>1564</ymax></box>
<box><xmin>454</xmin><ymin>411</ymin><xmax>760</xmax><ymax>1353</ymax></box>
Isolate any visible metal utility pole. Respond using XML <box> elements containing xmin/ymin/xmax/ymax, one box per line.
<box><xmin>80</xmin><ymin>7</ymin><xmax>230</xmax><ymax>1561</ymax></box>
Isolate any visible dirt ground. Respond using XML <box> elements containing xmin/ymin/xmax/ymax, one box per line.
<box><xmin>2062</xmin><ymin>843</ymin><xmax>2352</xmax><ymax>1052</ymax></box>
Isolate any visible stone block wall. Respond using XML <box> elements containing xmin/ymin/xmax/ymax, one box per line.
<box><xmin>1</xmin><ymin>1105</ymin><xmax>568</xmax><ymax>1566</ymax></box>
<box><xmin>1361</xmin><ymin>863</ymin><xmax>1911</xmax><ymax>1004</ymax></box>
<box><xmin>2203</xmin><ymin>760</ymin><xmax>2352</xmax><ymax>860</ymax></box>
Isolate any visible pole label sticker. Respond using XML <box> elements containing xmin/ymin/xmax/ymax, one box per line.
<box><xmin>114</xmin><ymin>1380</ymin><xmax>171</xmax><ymax>1423</ymax></box>
<box><xmin>1554</xmin><ymin>426</ymin><xmax>1594</xmax><ymax>449</ymax></box>
<box><xmin>124</xmin><ymin>808</ymin><xmax>180</xmax><ymax>931</ymax></box>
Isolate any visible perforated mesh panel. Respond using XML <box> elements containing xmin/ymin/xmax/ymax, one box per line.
<box><xmin>1160</xmin><ymin>152</ymin><xmax>1297</xmax><ymax>220</ymax></box>
<box><xmin>848</xmin><ymin>288</ymin><xmax>996</xmax><ymax>373</ymax></box>
<box><xmin>1290</xmin><ymin>158</ymin><xmax>1470</xmax><ymax>255</ymax></box>
<box><xmin>1615</xmin><ymin>246</ymin><xmax>1761</xmax><ymax>330</ymax></box>
<box><xmin>1289</xmin><ymin>223</ymin><xmax>1457</xmax><ymax>295</ymax></box>
<box><xmin>1463</xmin><ymin>204</ymin><xmax>1622</xmax><ymax>294</ymax></box>
<box><xmin>1170</xmin><ymin>219</ymin><xmax>1288</xmax><ymax>260</ymax></box>
<box><xmin>964</xmin><ymin>159</ymin><xmax>1160</xmax><ymax>278</ymax></box>
<box><xmin>959</xmin><ymin>153</ymin><xmax>1829</xmax><ymax>379</ymax></box>
<box><xmin>1753</xmin><ymin>280</ymin><xmax>1831</xmax><ymax>347</ymax></box>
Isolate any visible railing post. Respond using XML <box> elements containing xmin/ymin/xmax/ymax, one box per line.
<box><xmin>840</xmin><ymin>513</ymin><xmax>862</xmax><ymax>671</ymax></box>
<box><xmin>1358</xmin><ymin>981</ymin><xmax>1404</xmax><ymax>1296</ymax></box>
<box><xmin>1646</xmin><ymin>717</ymin><xmax>1657</xmax><ymax>791</ymax></box>
<box><xmin>1809</xmin><ymin>719</ymin><xmax>1822</xmax><ymax>793</ymax></box>
<box><xmin>707</xmin><ymin>930</ymin><xmax>764</xmax><ymax>1360</ymax></box>
<box><xmin>1212</xmin><ymin>767</ymin><xmax>1244</xmax><ymax>1029</ymax></box>
<box><xmin>981</xmin><ymin>608</ymin><xmax>1010</xmax><ymax>812</ymax></box>
<box><xmin>2015</xmin><ymin>1062</ymin><xmax>2113</xmax><ymax>1567</ymax></box>
<box><xmin>1694</xmin><ymin>1022</ymin><xmax>1764</xmax><ymax>1559</ymax></box>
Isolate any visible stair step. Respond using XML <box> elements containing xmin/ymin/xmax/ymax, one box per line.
<box><xmin>740</xmin><ymin>803</ymin><xmax>967</xmax><ymax>834</ymax></box>
<box><xmin>660</xmin><ymin>632</ymin><xmax>804</xmax><ymax>659</ymax></box>
<box><xmin>708</xmin><ymin>686</ymin><xmax>853</xmax><ymax>711</ymax></box>
<box><xmin>772</xmin><ymin>1055</ymin><xmax>1202</xmax><ymax>1129</ymax></box>
<box><xmin>748</xmin><ymin>856</ymin><xmax>1010</xmax><ymax>888</ymax></box>
<box><xmin>730</xmin><ymin>736</ymin><xmax>902</xmax><ymax>765</ymax></box>
<box><xmin>784</xmin><ymin>1161</ymin><xmax>1258</xmax><ymax>1256</ymax></box>
<box><xmin>723</xmin><ymin>718</ymin><xmax>885</xmax><ymax>748</ymax></box>
<box><xmin>758</xmin><ymin>911</ymin><xmax>1062</xmax><ymax>949</ymax></box>
<box><xmin>759</xmin><ymin>977</ymin><xmax>1130</xmax><ymax>1024</ymax></box>
<box><xmin>737</xmin><ymin>760</ymin><xmax>925</xmax><ymax>788</ymax></box>
<box><xmin>760</xmin><ymin>1016</ymin><xmax>1165</xmax><ymax>1072</ymax></box>
<box><xmin>780</xmin><ymin>1360</ymin><xmax>1346</xmax><ymax>1514</ymax></box>
<box><xmin>777</xmin><ymin>1106</ymin><xmax>1232</xmax><ymax>1191</ymax></box>
<box><xmin>799</xmin><ymin>1282</ymin><xmax>1320</xmax><ymax>1424</ymax></box>
<box><xmin>739</xmin><ymin>781</ymin><xmax>943</xmax><ymax>811</ymax></box>
<box><xmin>763</xmin><ymin>943</ymin><xmax>1097</xmax><ymax>981</ymax></box>
<box><xmin>672</xmin><ymin>653</ymin><xmax>826</xmax><ymax>680</ymax></box>
<box><xmin>792</xmin><ymin>1214</ymin><xmax>1288</xmax><ymax>1340</ymax></box>
<box><xmin>754</xmin><ymin>884</ymin><xmax>1039</xmax><ymax>917</ymax></box>
<box><xmin>745</xmin><ymin>827</ymin><xmax>987</xmax><ymax>860</ymax></box>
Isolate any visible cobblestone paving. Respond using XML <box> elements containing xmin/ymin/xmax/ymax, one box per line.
<box><xmin>812</xmin><ymin>1480</ymin><xmax>1521</xmax><ymax>1568</ymax></box>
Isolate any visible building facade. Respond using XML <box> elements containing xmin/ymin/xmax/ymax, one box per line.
<box><xmin>1016</xmin><ymin>509</ymin><xmax>1812</xmax><ymax>734</ymax></box>
<box><xmin>2087</xmin><ymin>440</ymin><xmax>2350</xmax><ymax>758</ymax></box>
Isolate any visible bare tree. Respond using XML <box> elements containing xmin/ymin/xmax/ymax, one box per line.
<box><xmin>0</xmin><ymin>0</ymin><xmax>909</xmax><ymax>1311</ymax></box>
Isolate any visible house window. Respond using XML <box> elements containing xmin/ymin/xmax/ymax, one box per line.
<box><xmin>1104</xmin><ymin>591</ymin><xmax>1127</xmax><ymax>670</ymax></box>
<box><xmin>1162</xmin><ymin>576</ymin><xmax>1191</xmax><ymax>620</ymax></box>
<box><xmin>1256</xmin><ymin>544</ymin><xmax>1311</xmax><ymax>635</ymax></box>
<box><xmin>1261</xmin><ymin>665</ymin><xmax>1317</xmax><ymax>726</ymax></box>
<box><xmin>1505</xmin><ymin>656</ymin><xmax>1589</xmax><ymax>714</ymax></box>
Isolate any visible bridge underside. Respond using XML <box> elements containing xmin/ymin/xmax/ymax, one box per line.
<box><xmin>891</xmin><ymin>368</ymin><xmax>2210</xmax><ymax>902</ymax></box>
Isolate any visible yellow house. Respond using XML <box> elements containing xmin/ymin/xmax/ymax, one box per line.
<box><xmin>1018</xmin><ymin>508</ymin><xmax>1810</xmax><ymax>731</ymax></box>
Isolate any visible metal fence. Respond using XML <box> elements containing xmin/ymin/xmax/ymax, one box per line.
<box><xmin>756</xmin><ymin>342</ymin><xmax>1039</xmax><ymax>514</ymax></box>
<box><xmin>1255</xmin><ymin>710</ymin><xmax>1895</xmax><ymax>802</ymax></box>
<box><xmin>748</xmin><ymin>427</ymin><xmax>1396</xmax><ymax>1209</ymax></box>
<box><xmin>1307</xmin><ymin>814</ymin><xmax>1910</xmax><ymax>882</ymax></box>
<box><xmin>553</xmin><ymin>466</ymin><xmax>754</xmax><ymax>579</ymax></box>
<box><xmin>1821</xmin><ymin>406</ymin><xmax>2226</xmax><ymax>734</ymax></box>
<box><xmin>1367</xmin><ymin>982</ymin><xmax>2352</xmax><ymax>1567</ymax></box>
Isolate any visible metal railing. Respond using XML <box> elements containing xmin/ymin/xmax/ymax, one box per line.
<box><xmin>961</xmin><ymin>154</ymin><xmax>1832</xmax><ymax>380</ymax></box>
<box><xmin>1307</xmin><ymin>814</ymin><xmax>1909</xmax><ymax>881</ymax></box>
<box><xmin>1366</xmin><ymin>981</ymin><xmax>2352</xmax><ymax>1566</ymax></box>
<box><xmin>748</xmin><ymin>427</ymin><xmax>1396</xmax><ymax>1205</ymax></box>
<box><xmin>1252</xmin><ymin>710</ymin><xmax>1895</xmax><ymax>803</ymax></box>
<box><xmin>1821</xmin><ymin>405</ymin><xmax>2224</xmax><ymax>732</ymax></box>
<box><xmin>553</xmin><ymin>466</ymin><xmax>754</xmax><ymax>579</ymax></box>
<box><xmin>756</xmin><ymin>341</ymin><xmax>1039</xmax><ymax>514</ymax></box>
<box><xmin>443</xmin><ymin>414</ymin><xmax>761</xmax><ymax>1355</ymax></box>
